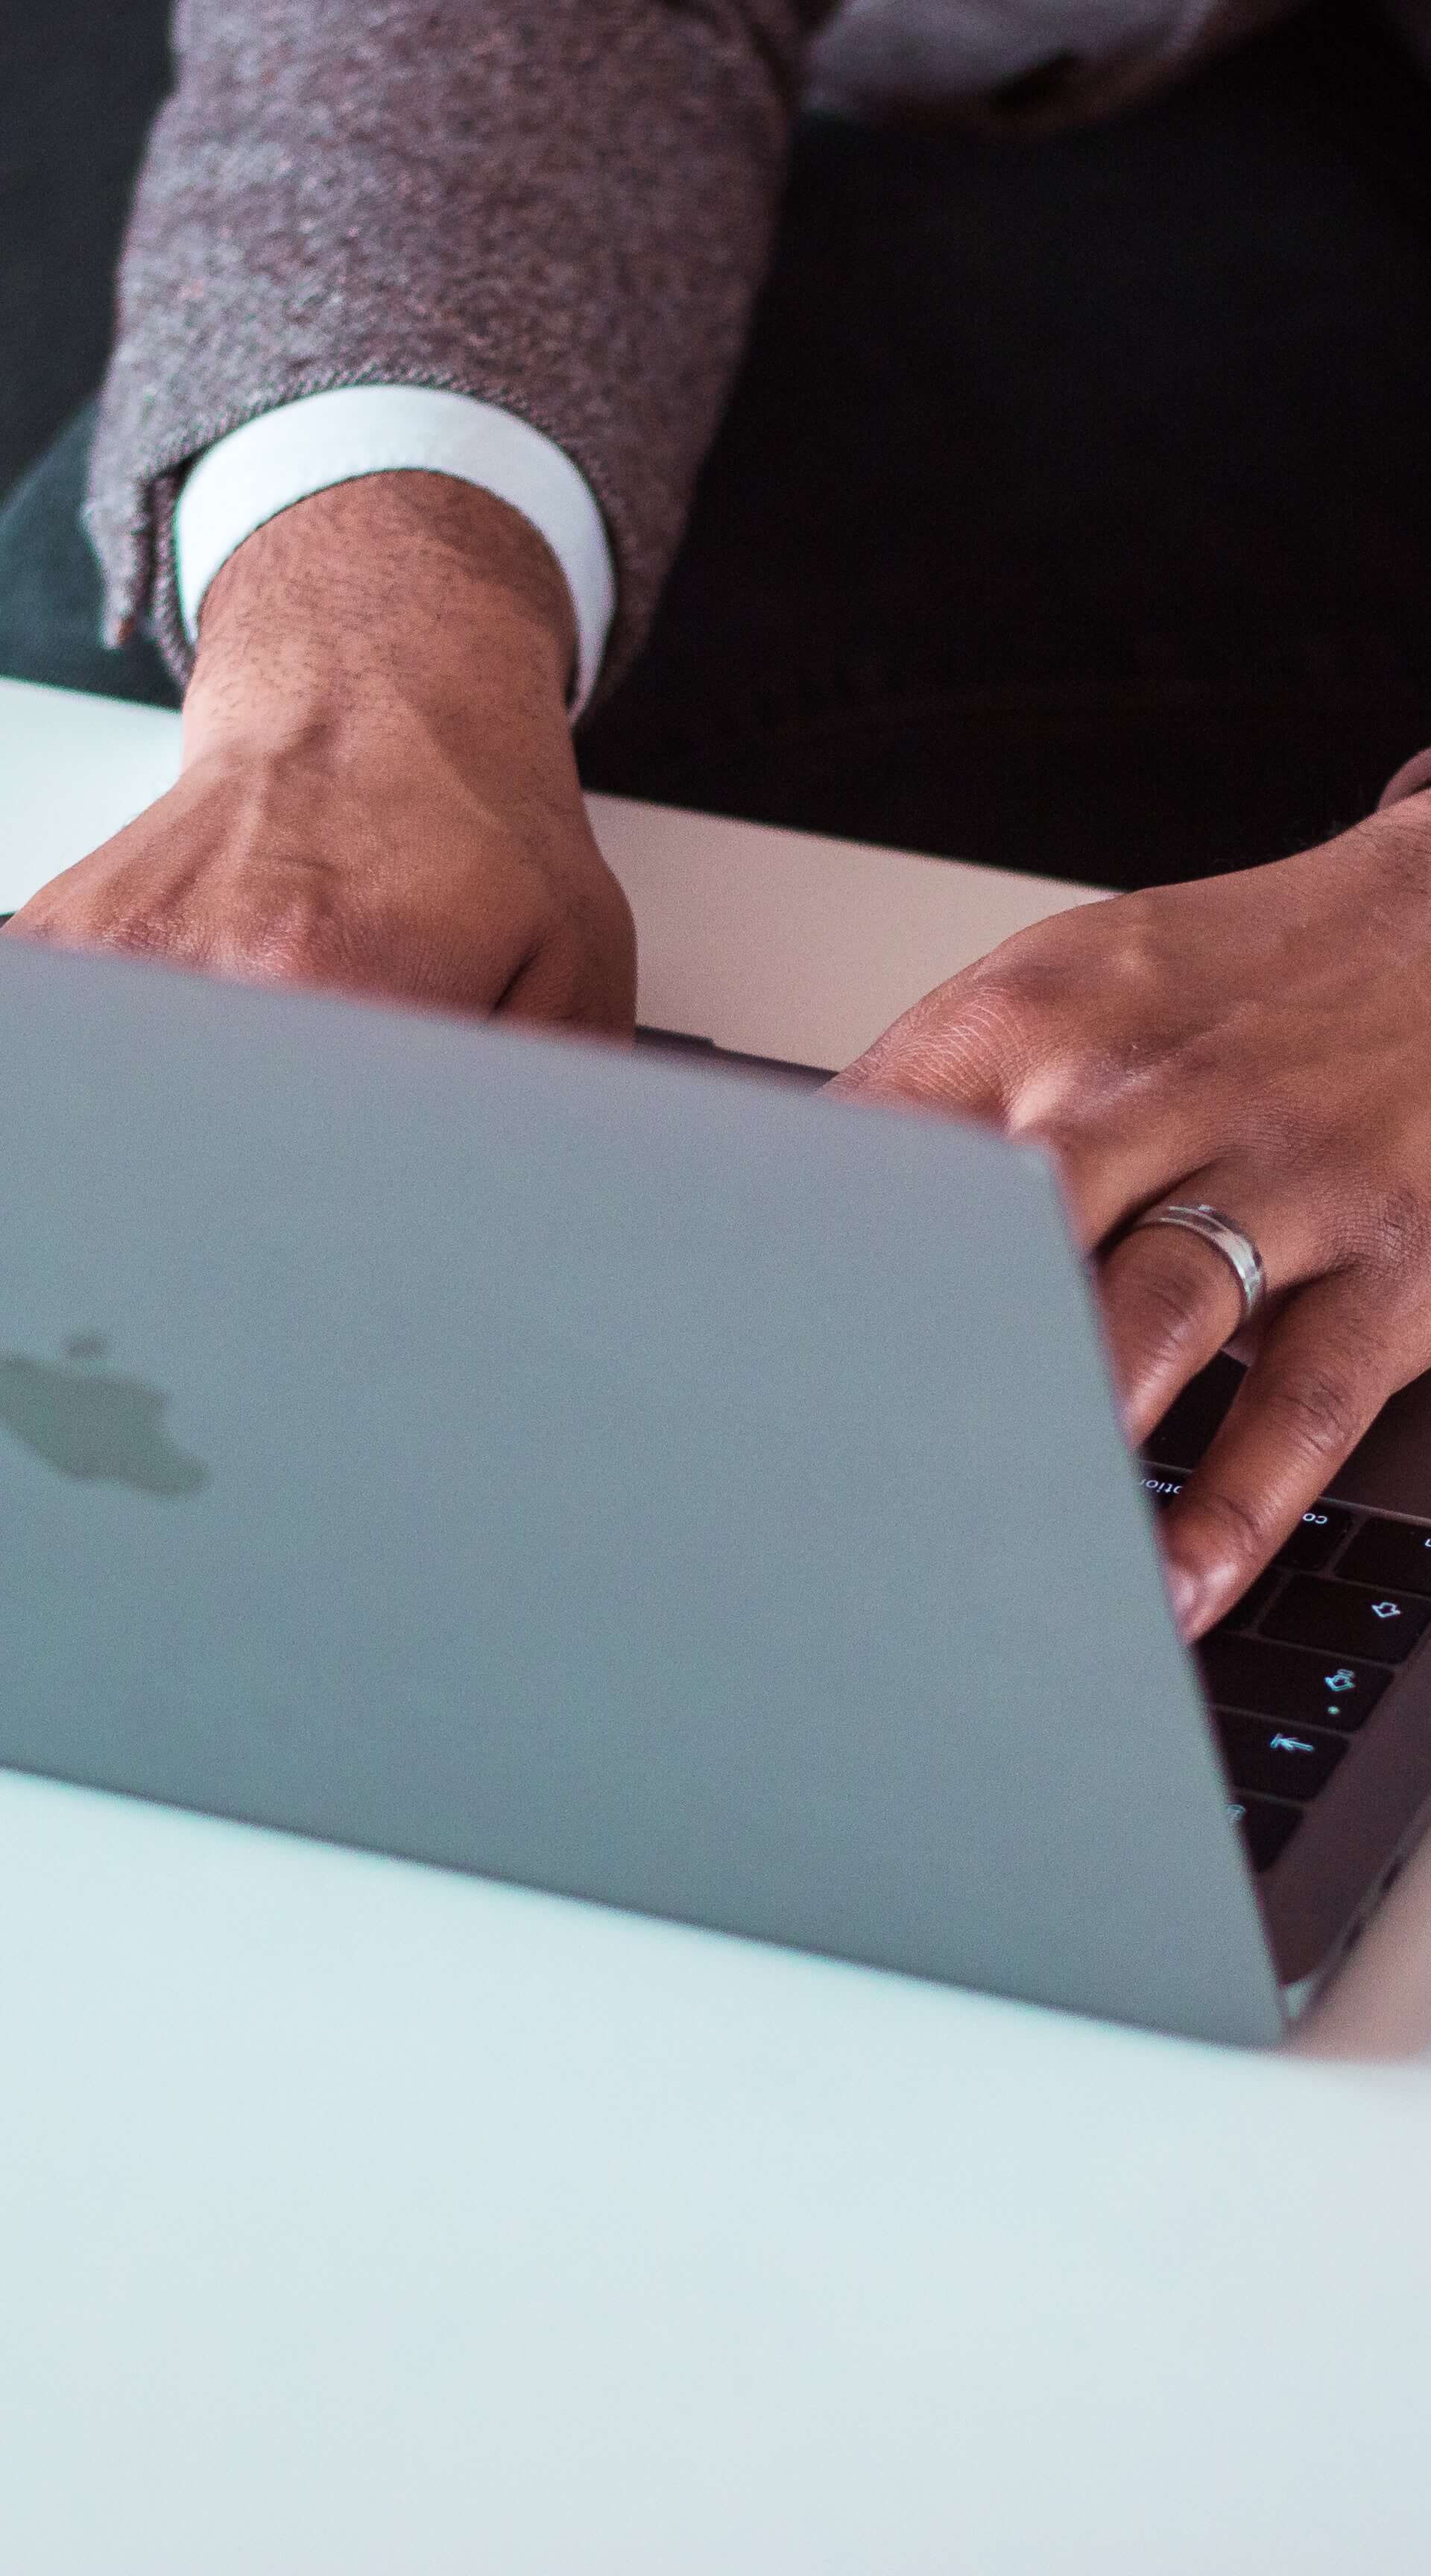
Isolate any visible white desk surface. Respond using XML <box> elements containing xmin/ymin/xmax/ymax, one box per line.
<box><xmin>3</xmin><ymin>678</ymin><xmax>1431</xmax><ymax>2569</ymax></box>
<box><xmin>4</xmin><ymin>1767</ymin><xmax>1431</xmax><ymax>2576</ymax></box>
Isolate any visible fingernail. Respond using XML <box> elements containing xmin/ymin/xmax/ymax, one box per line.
<box><xmin>1166</xmin><ymin>1561</ymin><xmax>1203</xmax><ymax>1640</ymax></box>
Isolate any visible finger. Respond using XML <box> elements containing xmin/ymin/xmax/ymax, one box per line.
<box><xmin>1156</xmin><ymin>1276</ymin><xmax>1393</xmax><ymax>1640</ymax></box>
<box><xmin>1096</xmin><ymin>1172</ymin><xmax>1328</xmax><ymax>1448</ymax></box>
<box><xmin>1097</xmin><ymin>1207</ymin><xmax>1251</xmax><ymax>1442</ymax></box>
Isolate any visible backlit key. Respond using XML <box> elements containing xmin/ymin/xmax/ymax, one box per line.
<box><xmin>1214</xmin><ymin>1710</ymin><xmax>1347</xmax><ymax>1801</ymax></box>
<box><xmin>1198</xmin><ymin>1633</ymin><xmax>1390</xmax><ymax>1733</ymax></box>
<box><xmin>1261</xmin><ymin>1577</ymin><xmax>1430</xmax><ymax>1665</ymax></box>
<box><xmin>1228</xmin><ymin>1793</ymin><xmax>1302</xmax><ymax>1873</ymax></box>
<box><xmin>1336</xmin><ymin>1515</ymin><xmax>1431</xmax><ymax>1599</ymax></box>
<box><xmin>1274</xmin><ymin>1503</ymin><xmax>1353</xmax><ymax>1573</ymax></box>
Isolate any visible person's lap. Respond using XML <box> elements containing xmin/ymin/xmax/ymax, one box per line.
<box><xmin>5</xmin><ymin>0</ymin><xmax>1431</xmax><ymax>891</ymax></box>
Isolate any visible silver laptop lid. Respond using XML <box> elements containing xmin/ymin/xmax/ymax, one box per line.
<box><xmin>0</xmin><ymin>945</ymin><xmax>1282</xmax><ymax>2045</ymax></box>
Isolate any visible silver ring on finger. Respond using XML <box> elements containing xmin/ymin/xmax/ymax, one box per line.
<box><xmin>1129</xmin><ymin>1201</ymin><xmax>1267</xmax><ymax>1329</ymax></box>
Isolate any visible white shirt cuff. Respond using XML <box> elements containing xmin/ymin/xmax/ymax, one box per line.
<box><xmin>172</xmin><ymin>386</ymin><xmax>616</xmax><ymax>717</ymax></box>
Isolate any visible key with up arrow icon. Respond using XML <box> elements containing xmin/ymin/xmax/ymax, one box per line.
<box><xmin>1263</xmin><ymin>1576</ymin><xmax>1431</xmax><ymax>1665</ymax></box>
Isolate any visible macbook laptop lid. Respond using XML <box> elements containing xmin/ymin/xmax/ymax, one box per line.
<box><xmin>0</xmin><ymin>942</ymin><xmax>1283</xmax><ymax>2044</ymax></box>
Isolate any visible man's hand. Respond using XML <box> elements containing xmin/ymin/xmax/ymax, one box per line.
<box><xmin>4</xmin><ymin>474</ymin><xmax>636</xmax><ymax>1032</ymax></box>
<box><xmin>827</xmin><ymin>800</ymin><xmax>1431</xmax><ymax>1641</ymax></box>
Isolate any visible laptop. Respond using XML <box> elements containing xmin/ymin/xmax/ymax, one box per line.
<box><xmin>4</xmin><ymin>930</ymin><xmax>1431</xmax><ymax>2051</ymax></box>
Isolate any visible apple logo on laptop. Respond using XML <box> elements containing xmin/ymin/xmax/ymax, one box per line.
<box><xmin>0</xmin><ymin>1333</ymin><xmax>209</xmax><ymax>1497</ymax></box>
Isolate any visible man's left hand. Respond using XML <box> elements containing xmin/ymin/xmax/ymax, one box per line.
<box><xmin>827</xmin><ymin>797</ymin><xmax>1431</xmax><ymax>1641</ymax></box>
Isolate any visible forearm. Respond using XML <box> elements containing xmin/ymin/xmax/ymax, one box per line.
<box><xmin>87</xmin><ymin>0</ymin><xmax>835</xmax><ymax>692</ymax></box>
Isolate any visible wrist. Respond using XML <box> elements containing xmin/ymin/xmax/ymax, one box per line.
<box><xmin>183</xmin><ymin>473</ymin><xmax>578</xmax><ymax>777</ymax></box>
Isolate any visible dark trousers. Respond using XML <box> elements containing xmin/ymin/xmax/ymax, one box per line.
<box><xmin>4</xmin><ymin>0</ymin><xmax>1431</xmax><ymax>891</ymax></box>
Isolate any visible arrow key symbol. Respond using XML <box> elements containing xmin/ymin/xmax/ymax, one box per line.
<box><xmin>1264</xmin><ymin>1576</ymin><xmax>1430</xmax><ymax>1663</ymax></box>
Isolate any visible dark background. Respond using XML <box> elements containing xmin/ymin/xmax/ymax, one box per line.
<box><xmin>4</xmin><ymin>0</ymin><xmax>1431</xmax><ymax>884</ymax></box>
<box><xmin>0</xmin><ymin>0</ymin><xmax>171</xmax><ymax>505</ymax></box>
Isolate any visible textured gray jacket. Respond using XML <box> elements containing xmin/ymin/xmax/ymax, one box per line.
<box><xmin>86</xmin><ymin>0</ymin><xmax>1312</xmax><ymax>695</ymax></box>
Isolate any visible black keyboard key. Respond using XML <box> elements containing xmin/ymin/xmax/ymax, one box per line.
<box><xmin>1198</xmin><ymin>1633</ymin><xmax>1391</xmax><ymax>1733</ymax></box>
<box><xmin>1214</xmin><ymin>1709</ymin><xmax>1348</xmax><ymax>1801</ymax></box>
<box><xmin>1261</xmin><ymin>1576</ymin><xmax>1431</xmax><ymax>1665</ymax></box>
<box><xmin>1274</xmin><ymin>1503</ymin><xmax>1355</xmax><ymax>1573</ymax></box>
<box><xmin>1335</xmin><ymin>1515</ymin><xmax>1431</xmax><ymax>1600</ymax></box>
<box><xmin>1228</xmin><ymin>1793</ymin><xmax>1303</xmax><ymax>1873</ymax></box>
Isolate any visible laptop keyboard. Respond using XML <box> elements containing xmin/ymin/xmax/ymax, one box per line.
<box><xmin>1140</xmin><ymin>1463</ymin><xmax>1431</xmax><ymax>1877</ymax></box>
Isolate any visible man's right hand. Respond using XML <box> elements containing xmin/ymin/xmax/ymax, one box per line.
<box><xmin>4</xmin><ymin>473</ymin><xmax>636</xmax><ymax>1035</ymax></box>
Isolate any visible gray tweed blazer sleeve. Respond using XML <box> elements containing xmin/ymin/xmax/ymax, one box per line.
<box><xmin>85</xmin><ymin>0</ymin><xmax>835</xmax><ymax>691</ymax></box>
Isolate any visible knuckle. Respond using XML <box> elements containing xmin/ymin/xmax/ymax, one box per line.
<box><xmin>1370</xmin><ymin>1181</ymin><xmax>1431</xmax><ymax>1281</ymax></box>
<box><xmin>87</xmin><ymin>912</ymin><xmax>157</xmax><ymax>960</ymax></box>
<box><xmin>241</xmin><ymin>881</ymin><xmax>365</xmax><ymax>988</ymax></box>
<box><xmin>963</xmin><ymin>976</ymin><xmax>1089</xmax><ymax>1131</ymax></box>
<box><xmin>856</xmin><ymin>970</ymin><xmax>1049</xmax><ymax>1114</ymax></box>
<box><xmin>1095</xmin><ymin>901</ymin><xmax>1164</xmax><ymax>1004</ymax></box>
<box><xmin>90</xmin><ymin>909</ymin><xmax>191</xmax><ymax>970</ymax></box>
<box><xmin>1186</xmin><ymin>1480</ymin><xmax>1277</xmax><ymax>1570</ymax></box>
<box><xmin>955</xmin><ymin>967</ymin><xmax>1046</xmax><ymax>1053</ymax></box>
<box><xmin>247</xmin><ymin>915</ymin><xmax>337</xmax><ymax>986</ymax></box>
<box><xmin>256</xmin><ymin>922</ymin><xmax>317</xmax><ymax>979</ymax></box>
<box><xmin>996</xmin><ymin>886</ymin><xmax>1160</xmax><ymax>997</ymax></box>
